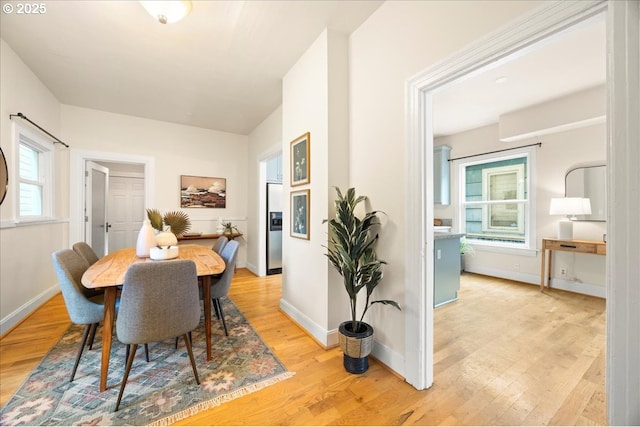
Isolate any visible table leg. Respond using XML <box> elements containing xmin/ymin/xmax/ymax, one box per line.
<box><xmin>547</xmin><ymin>249</ymin><xmax>553</xmax><ymax>290</ymax></box>
<box><xmin>540</xmin><ymin>248</ymin><xmax>546</xmax><ymax>291</ymax></box>
<box><xmin>202</xmin><ymin>276</ymin><xmax>212</xmax><ymax>360</ymax></box>
<box><xmin>100</xmin><ymin>287</ymin><xmax>116</xmax><ymax>392</ymax></box>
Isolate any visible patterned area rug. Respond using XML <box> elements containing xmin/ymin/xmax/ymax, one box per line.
<box><xmin>0</xmin><ymin>297</ymin><xmax>294</xmax><ymax>426</ymax></box>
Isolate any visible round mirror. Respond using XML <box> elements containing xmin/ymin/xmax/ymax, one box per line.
<box><xmin>0</xmin><ymin>147</ymin><xmax>7</xmax><ymax>205</ymax></box>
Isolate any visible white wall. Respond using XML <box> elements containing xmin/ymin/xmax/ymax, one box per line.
<box><xmin>347</xmin><ymin>0</ymin><xmax>544</xmax><ymax>369</ymax></box>
<box><xmin>246</xmin><ymin>106</ymin><xmax>282</xmax><ymax>275</ymax></box>
<box><xmin>434</xmin><ymin>86</ymin><xmax>607</xmax><ymax>296</ymax></box>
<box><xmin>325</xmin><ymin>31</ymin><xmax>350</xmax><ymax>329</ymax></box>
<box><xmin>0</xmin><ymin>39</ymin><xmax>66</xmax><ymax>334</ymax></box>
<box><xmin>281</xmin><ymin>30</ymin><xmax>330</xmax><ymax>340</ymax></box>
<box><xmin>436</xmin><ymin>123</ymin><xmax>606</xmax><ymax>293</ymax></box>
<box><xmin>280</xmin><ymin>29</ymin><xmax>350</xmax><ymax>346</ymax></box>
<box><xmin>60</xmin><ymin>105</ymin><xmax>250</xmax><ymax>267</ymax></box>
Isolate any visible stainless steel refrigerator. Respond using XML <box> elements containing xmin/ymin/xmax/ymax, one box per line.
<box><xmin>266</xmin><ymin>183</ymin><xmax>283</xmax><ymax>274</ymax></box>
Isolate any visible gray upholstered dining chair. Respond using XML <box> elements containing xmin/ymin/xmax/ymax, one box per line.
<box><xmin>213</xmin><ymin>236</ymin><xmax>228</xmax><ymax>254</ymax></box>
<box><xmin>72</xmin><ymin>241</ymin><xmax>100</xmax><ymax>266</ymax></box>
<box><xmin>52</xmin><ymin>249</ymin><xmax>106</xmax><ymax>382</ymax></box>
<box><xmin>114</xmin><ymin>260</ymin><xmax>201</xmax><ymax>411</ymax></box>
<box><xmin>210</xmin><ymin>240</ymin><xmax>239</xmax><ymax>336</ymax></box>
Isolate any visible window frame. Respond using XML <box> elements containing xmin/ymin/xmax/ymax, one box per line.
<box><xmin>14</xmin><ymin>123</ymin><xmax>55</xmax><ymax>222</ymax></box>
<box><xmin>456</xmin><ymin>146</ymin><xmax>536</xmax><ymax>254</ymax></box>
<box><xmin>480</xmin><ymin>163</ymin><xmax>525</xmax><ymax>234</ymax></box>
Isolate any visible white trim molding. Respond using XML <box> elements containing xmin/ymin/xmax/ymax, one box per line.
<box><xmin>606</xmin><ymin>1</ymin><xmax>640</xmax><ymax>425</ymax></box>
<box><xmin>405</xmin><ymin>0</ymin><xmax>607</xmax><ymax>394</ymax></box>
<box><xmin>0</xmin><ymin>284</ymin><xmax>59</xmax><ymax>335</ymax></box>
<box><xmin>69</xmin><ymin>149</ymin><xmax>154</xmax><ymax>247</ymax></box>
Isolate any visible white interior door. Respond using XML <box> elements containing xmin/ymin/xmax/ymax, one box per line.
<box><xmin>108</xmin><ymin>175</ymin><xmax>145</xmax><ymax>253</ymax></box>
<box><xmin>85</xmin><ymin>161</ymin><xmax>109</xmax><ymax>257</ymax></box>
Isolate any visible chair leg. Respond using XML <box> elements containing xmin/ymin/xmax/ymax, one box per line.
<box><xmin>87</xmin><ymin>323</ymin><xmax>98</xmax><ymax>350</ymax></box>
<box><xmin>215</xmin><ymin>298</ymin><xmax>228</xmax><ymax>336</ymax></box>
<box><xmin>212</xmin><ymin>298</ymin><xmax>220</xmax><ymax>319</ymax></box>
<box><xmin>183</xmin><ymin>333</ymin><xmax>200</xmax><ymax>385</ymax></box>
<box><xmin>70</xmin><ymin>324</ymin><xmax>92</xmax><ymax>382</ymax></box>
<box><xmin>125</xmin><ymin>342</ymin><xmax>149</xmax><ymax>362</ymax></box>
<box><xmin>115</xmin><ymin>343</ymin><xmax>137</xmax><ymax>412</ymax></box>
<box><xmin>175</xmin><ymin>332</ymin><xmax>192</xmax><ymax>349</ymax></box>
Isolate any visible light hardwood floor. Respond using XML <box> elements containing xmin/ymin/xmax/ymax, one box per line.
<box><xmin>0</xmin><ymin>270</ymin><xmax>606</xmax><ymax>425</ymax></box>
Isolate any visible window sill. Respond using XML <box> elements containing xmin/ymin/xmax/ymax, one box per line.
<box><xmin>1</xmin><ymin>218</ymin><xmax>69</xmax><ymax>229</ymax></box>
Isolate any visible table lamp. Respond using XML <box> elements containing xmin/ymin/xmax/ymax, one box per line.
<box><xmin>549</xmin><ymin>197</ymin><xmax>592</xmax><ymax>240</ymax></box>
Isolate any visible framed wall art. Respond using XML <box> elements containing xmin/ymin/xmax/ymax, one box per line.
<box><xmin>290</xmin><ymin>132</ymin><xmax>310</xmax><ymax>186</ymax></box>
<box><xmin>180</xmin><ymin>175</ymin><xmax>226</xmax><ymax>208</ymax></box>
<box><xmin>290</xmin><ymin>189</ymin><xmax>310</xmax><ymax>240</ymax></box>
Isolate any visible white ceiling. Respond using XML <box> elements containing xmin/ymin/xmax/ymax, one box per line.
<box><xmin>1</xmin><ymin>0</ymin><xmax>382</xmax><ymax>135</ymax></box>
<box><xmin>433</xmin><ymin>14</ymin><xmax>606</xmax><ymax>137</ymax></box>
<box><xmin>1</xmin><ymin>2</ymin><xmax>606</xmax><ymax>137</ymax></box>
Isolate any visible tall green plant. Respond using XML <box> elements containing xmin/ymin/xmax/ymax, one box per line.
<box><xmin>324</xmin><ymin>187</ymin><xmax>401</xmax><ymax>332</ymax></box>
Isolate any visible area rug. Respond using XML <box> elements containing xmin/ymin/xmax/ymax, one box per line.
<box><xmin>0</xmin><ymin>297</ymin><xmax>294</xmax><ymax>426</ymax></box>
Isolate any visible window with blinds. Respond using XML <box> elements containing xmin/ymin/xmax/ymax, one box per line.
<box><xmin>16</xmin><ymin>126</ymin><xmax>53</xmax><ymax>220</ymax></box>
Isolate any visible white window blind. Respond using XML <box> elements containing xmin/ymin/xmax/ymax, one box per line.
<box><xmin>15</xmin><ymin>125</ymin><xmax>54</xmax><ymax>220</ymax></box>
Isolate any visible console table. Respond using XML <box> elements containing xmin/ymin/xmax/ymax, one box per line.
<box><xmin>177</xmin><ymin>232</ymin><xmax>242</xmax><ymax>241</ymax></box>
<box><xmin>540</xmin><ymin>238</ymin><xmax>606</xmax><ymax>291</ymax></box>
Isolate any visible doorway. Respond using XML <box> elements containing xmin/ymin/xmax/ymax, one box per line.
<box><xmin>85</xmin><ymin>161</ymin><xmax>109</xmax><ymax>257</ymax></box>
<box><xmin>404</xmin><ymin>0</ymin><xmax>609</xmax><ymax>390</ymax></box>
<box><xmin>69</xmin><ymin>150</ymin><xmax>155</xmax><ymax>252</ymax></box>
<box><xmin>406</xmin><ymin>2</ymin><xmax>640</xmax><ymax>424</ymax></box>
<box><xmin>95</xmin><ymin>161</ymin><xmax>146</xmax><ymax>253</ymax></box>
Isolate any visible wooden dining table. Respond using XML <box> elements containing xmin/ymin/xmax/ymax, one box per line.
<box><xmin>81</xmin><ymin>244</ymin><xmax>225</xmax><ymax>392</ymax></box>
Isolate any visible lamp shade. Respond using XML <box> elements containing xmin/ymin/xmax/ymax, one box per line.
<box><xmin>581</xmin><ymin>198</ymin><xmax>592</xmax><ymax>215</ymax></box>
<box><xmin>549</xmin><ymin>197</ymin><xmax>592</xmax><ymax>218</ymax></box>
<box><xmin>549</xmin><ymin>197</ymin><xmax>592</xmax><ymax>240</ymax></box>
<box><xmin>140</xmin><ymin>1</ymin><xmax>192</xmax><ymax>24</ymax></box>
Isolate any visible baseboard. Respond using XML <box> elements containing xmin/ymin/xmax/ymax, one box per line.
<box><xmin>549</xmin><ymin>277</ymin><xmax>606</xmax><ymax>298</ymax></box>
<box><xmin>466</xmin><ymin>265</ymin><xmax>540</xmax><ymax>286</ymax></box>
<box><xmin>279</xmin><ymin>298</ymin><xmax>331</xmax><ymax>347</ymax></box>
<box><xmin>0</xmin><ymin>284</ymin><xmax>60</xmax><ymax>336</ymax></box>
<box><xmin>465</xmin><ymin>265</ymin><xmax>605</xmax><ymax>298</ymax></box>
<box><xmin>279</xmin><ymin>298</ymin><xmax>405</xmax><ymax>375</ymax></box>
<box><xmin>245</xmin><ymin>262</ymin><xmax>259</xmax><ymax>276</ymax></box>
<box><xmin>372</xmin><ymin>339</ymin><xmax>405</xmax><ymax>377</ymax></box>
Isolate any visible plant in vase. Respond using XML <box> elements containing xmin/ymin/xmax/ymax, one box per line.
<box><xmin>324</xmin><ymin>187</ymin><xmax>401</xmax><ymax>374</ymax></box>
<box><xmin>146</xmin><ymin>209</ymin><xmax>191</xmax><ymax>247</ymax></box>
<box><xmin>221</xmin><ymin>221</ymin><xmax>240</xmax><ymax>237</ymax></box>
<box><xmin>460</xmin><ymin>237</ymin><xmax>475</xmax><ymax>273</ymax></box>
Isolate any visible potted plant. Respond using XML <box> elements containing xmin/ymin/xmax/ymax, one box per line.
<box><xmin>221</xmin><ymin>221</ymin><xmax>240</xmax><ymax>237</ymax></box>
<box><xmin>146</xmin><ymin>209</ymin><xmax>191</xmax><ymax>246</ymax></box>
<box><xmin>460</xmin><ymin>237</ymin><xmax>475</xmax><ymax>273</ymax></box>
<box><xmin>324</xmin><ymin>187</ymin><xmax>401</xmax><ymax>374</ymax></box>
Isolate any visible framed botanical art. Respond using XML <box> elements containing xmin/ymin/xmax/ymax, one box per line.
<box><xmin>180</xmin><ymin>175</ymin><xmax>226</xmax><ymax>208</ymax></box>
<box><xmin>290</xmin><ymin>189</ymin><xmax>310</xmax><ymax>240</ymax></box>
<box><xmin>290</xmin><ymin>132</ymin><xmax>310</xmax><ymax>186</ymax></box>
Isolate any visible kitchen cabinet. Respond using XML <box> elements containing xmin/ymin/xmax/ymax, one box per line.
<box><xmin>266</xmin><ymin>154</ymin><xmax>283</xmax><ymax>183</ymax></box>
<box><xmin>434</xmin><ymin>145</ymin><xmax>451</xmax><ymax>205</ymax></box>
<box><xmin>434</xmin><ymin>233</ymin><xmax>462</xmax><ymax>307</ymax></box>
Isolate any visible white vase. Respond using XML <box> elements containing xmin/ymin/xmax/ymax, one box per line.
<box><xmin>156</xmin><ymin>231</ymin><xmax>178</xmax><ymax>247</ymax></box>
<box><xmin>136</xmin><ymin>219</ymin><xmax>156</xmax><ymax>258</ymax></box>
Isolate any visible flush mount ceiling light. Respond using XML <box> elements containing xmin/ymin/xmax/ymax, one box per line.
<box><xmin>140</xmin><ymin>1</ymin><xmax>192</xmax><ymax>24</ymax></box>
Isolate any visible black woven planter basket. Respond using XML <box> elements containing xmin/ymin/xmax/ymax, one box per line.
<box><xmin>338</xmin><ymin>321</ymin><xmax>374</xmax><ymax>374</ymax></box>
